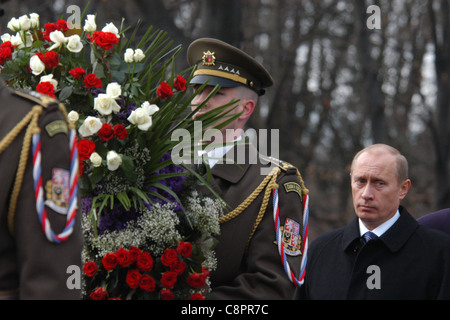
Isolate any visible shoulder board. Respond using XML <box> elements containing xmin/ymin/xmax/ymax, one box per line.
<box><xmin>259</xmin><ymin>154</ymin><xmax>296</xmax><ymax>172</ymax></box>
<box><xmin>13</xmin><ymin>89</ymin><xmax>57</xmax><ymax>108</ymax></box>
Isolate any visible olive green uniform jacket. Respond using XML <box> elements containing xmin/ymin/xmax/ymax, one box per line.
<box><xmin>0</xmin><ymin>80</ymin><xmax>83</xmax><ymax>299</ymax></box>
<box><xmin>191</xmin><ymin>141</ymin><xmax>308</xmax><ymax>299</ymax></box>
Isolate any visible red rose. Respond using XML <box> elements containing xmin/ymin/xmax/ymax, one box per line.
<box><xmin>128</xmin><ymin>246</ymin><xmax>142</xmax><ymax>263</ymax></box>
<box><xmin>0</xmin><ymin>41</ymin><xmax>13</xmax><ymax>49</ymax></box>
<box><xmin>36</xmin><ymin>82</ymin><xmax>55</xmax><ymax>98</ymax></box>
<box><xmin>202</xmin><ymin>266</ymin><xmax>210</xmax><ymax>278</ymax></box>
<box><xmin>160</xmin><ymin>271</ymin><xmax>177</xmax><ymax>289</ymax></box>
<box><xmin>0</xmin><ymin>42</ymin><xmax>13</xmax><ymax>65</ymax></box>
<box><xmin>173</xmin><ymin>75</ymin><xmax>186</xmax><ymax>91</ymax></box>
<box><xmin>126</xmin><ymin>269</ymin><xmax>141</xmax><ymax>289</ymax></box>
<box><xmin>90</xmin><ymin>287</ymin><xmax>108</xmax><ymax>300</ymax></box>
<box><xmin>137</xmin><ymin>251</ymin><xmax>153</xmax><ymax>272</ymax></box>
<box><xmin>84</xmin><ymin>73</ymin><xmax>102</xmax><ymax>88</ymax></box>
<box><xmin>83</xmin><ymin>262</ymin><xmax>98</xmax><ymax>277</ymax></box>
<box><xmin>156</xmin><ymin>82</ymin><xmax>173</xmax><ymax>99</ymax></box>
<box><xmin>169</xmin><ymin>260</ymin><xmax>186</xmax><ymax>276</ymax></box>
<box><xmin>98</xmin><ymin>123</ymin><xmax>114</xmax><ymax>141</ymax></box>
<box><xmin>101</xmin><ymin>252</ymin><xmax>118</xmax><ymax>271</ymax></box>
<box><xmin>69</xmin><ymin>67</ymin><xmax>86</xmax><ymax>79</ymax></box>
<box><xmin>0</xmin><ymin>46</ymin><xmax>12</xmax><ymax>64</ymax></box>
<box><xmin>139</xmin><ymin>274</ymin><xmax>156</xmax><ymax>292</ymax></box>
<box><xmin>186</xmin><ymin>272</ymin><xmax>206</xmax><ymax>288</ymax></box>
<box><xmin>160</xmin><ymin>248</ymin><xmax>178</xmax><ymax>267</ymax></box>
<box><xmin>113</xmin><ymin>124</ymin><xmax>127</xmax><ymax>140</ymax></box>
<box><xmin>116</xmin><ymin>248</ymin><xmax>132</xmax><ymax>267</ymax></box>
<box><xmin>189</xmin><ymin>293</ymin><xmax>205</xmax><ymax>300</ymax></box>
<box><xmin>78</xmin><ymin>139</ymin><xmax>96</xmax><ymax>160</ymax></box>
<box><xmin>160</xmin><ymin>288</ymin><xmax>175</xmax><ymax>300</ymax></box>
<box><xmin>91</xmin><ymin>31</ymin><xmax>119</xmax><ymax>51</ymax></box>
<box><xmin>43</xmin><ymin>23</ymin><xmax>57</xmax><ymax>41</ymax></box>
<box><xmin>43</xmin><ymin>51</ymin><xmax>59</xmax><ymax>69</ymax></box>
<box><xmin>56</xmin><ymin>19</ymin><xmax>69</xmax><ymax>31</ymax></box>
<box><xmin>176</xmin><ymin>241</ymin><xmax>192</xmax><ymax>258</ymax></box>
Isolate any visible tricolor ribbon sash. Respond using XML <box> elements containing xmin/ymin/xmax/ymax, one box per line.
<box><xmin>32</xmin><ymin>129</ymin><xmax>79</xmax><ymax>243</ymax></box>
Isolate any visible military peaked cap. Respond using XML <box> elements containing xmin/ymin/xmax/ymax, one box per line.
<box><xmin>187</xmin><ymin>38</ymin><xmax>273</xmax><ymax>96</ymax></box>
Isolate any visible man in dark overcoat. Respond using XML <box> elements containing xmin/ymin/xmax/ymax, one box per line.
<box><xmin>0</xmin><ymin>79</ymin><xmax>83</xmax><ymax>299</ymax></box>
<box><xmin>296</xmin><ymin>144</ymin><xmax>450</xmax><ymax>299</ymax></box>
<box><xmin>185</xmin><ymin>38</ymin><xmax>309</xmax><ymax>299</ymax></box>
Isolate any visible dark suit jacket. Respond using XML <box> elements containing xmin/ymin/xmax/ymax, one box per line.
<box><xmin>418</xmin><ymin>208</ymin><xmax>450</xmax><ymax>236</ymax></box>
<box><xmin>296</xmin><ymin>206</ymin><xmax>450</xmax><ymax>299</ymax></box>
<box><xmin>191</xmin><ymin>141</ymin><xmax>308</xmax><ymax>299</ymax></box>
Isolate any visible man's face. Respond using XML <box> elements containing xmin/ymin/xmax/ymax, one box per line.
<box><xmin>351</xmin><ymin>151</ymin><xmax>410</xmax><ymax>229</ymax></box>
<box><xmin>191</xmin><ymin>85</ymin><xmax>249</xmax><ymax>140</ymax></box>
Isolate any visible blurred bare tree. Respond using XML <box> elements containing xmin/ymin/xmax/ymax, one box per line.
<box><xmin>1</xmin><ymin>0</ymin><xmax>448</xmax><ymax>239</ymax></box>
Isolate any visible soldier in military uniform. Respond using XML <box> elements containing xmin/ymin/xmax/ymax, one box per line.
<box><xmin>0</xmin><ymin>79</ymin><xmax>83</xmax><ymax>299</ymax></box>
<box><xmin>186</xmin><ymin>38</ymin><xmax>309</xmax><ymax>299</ymax></box>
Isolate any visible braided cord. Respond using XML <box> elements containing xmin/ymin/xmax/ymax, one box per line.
<box><xmin>0</xmin><ymin>106</ymin><xmax>43</xmax><ymax>235</ymax></box>
<box><xmin>1</xmin><ymin>103</ymin><xmax>79</xmax><ymax>242</ymax></box>
<box><xmin>218</xmin><ymin>166</ymin><xmax>280</xmax><ymax>224</ymax></box>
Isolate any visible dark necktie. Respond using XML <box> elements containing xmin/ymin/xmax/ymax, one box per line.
<box><xmin>362</xmin><ymin>231</ymin><xmax>378</xmax><ymax>244</ymax></box>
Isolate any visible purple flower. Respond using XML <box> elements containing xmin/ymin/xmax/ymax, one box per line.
<box><xmin>117</xmin><ymin>102</ymin><xmax>137</xmax><ymax>123</ymax></box>
<box><xmin>146</xmin><ymin>153</ymin><xmax>186</xmax><ymax>211</ymax></box>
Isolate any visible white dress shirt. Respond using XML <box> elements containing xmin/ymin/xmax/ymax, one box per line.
<box><xmin>359</xmin><ymin>209</ymin><xmax>400</xmax><ymax>237</ymax></box>
<box><xmin>199</xmin><ymin>136</ymin><xmax>243</xmax><ymax>168</ymax></box>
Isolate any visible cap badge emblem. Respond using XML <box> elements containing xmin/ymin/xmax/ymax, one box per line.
<box><xmin>202</xmin><ymin>50</ymin><xmax>216</xmax><ymax>66</ymax></box>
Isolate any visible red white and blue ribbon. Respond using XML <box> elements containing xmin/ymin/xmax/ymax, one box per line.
<box><xmin>32</xmin><ymin>129</ymin><xmax>79</xmax><ymax>243</ymax></box>
<box><xmin>273</xmin><ymin>189</ymin><xmax>309</xmax><ymax>286</ymax></box>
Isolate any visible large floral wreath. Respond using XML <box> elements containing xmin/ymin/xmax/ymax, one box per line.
<box><xmin>1</xmin><ymin>10</ymin><xmax>237</xmax><ymax>300</ymax></box>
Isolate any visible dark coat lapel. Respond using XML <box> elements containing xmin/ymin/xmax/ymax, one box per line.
<box><xmin>341</xmin><ymin>206</ymin><xmax>418</xmax><ymax>253</ymax></box>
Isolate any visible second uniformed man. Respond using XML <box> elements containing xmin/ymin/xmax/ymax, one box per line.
<box><xmin>186</xmin><ymin>38</ymin><xmax>309</xmax><ymax>299</ymax></box>
<box><xmin>0</xmin><ymin>79</ymin><xmax>83</xmax><ymax>299</ymax></box>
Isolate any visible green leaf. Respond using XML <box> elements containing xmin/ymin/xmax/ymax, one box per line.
<box><xmin>120</xmin><ymin>155</ymin><xmax>137</xmax><ymax>182</ymax></box>
<box><xmin>58</xmin><ymin>85</ymin><xmax>73</xmax><ymax>101</ymax></box>
<box><xmin>116</xmin><ymin>191</ymin><xmax>131</xmax><ymax>210</ymax></box>
<box><xmin>89</xmin><ymin>166</ymin><xmax>104</xmax><ymax>186</ymax></box>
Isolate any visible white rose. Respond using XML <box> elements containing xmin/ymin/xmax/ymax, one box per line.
<box><xmin>7</xmin><ymin>18</ymin><xmax>20</xmax><ymax>32</ymax></box>
<box><xmin>40</xmin><ymin>74</ymin><xmax>58</xmax><ymax>90</ymax></box>
<box><xmin>66</xmin><ymin>35</ymin><xmax>83</xmax><ymax>53</ymax></box>
<box><xmin>94</xmin><ymin>93</ymin><xmax>121</xmax><ymax>115</ymax></box>
<box><xmin>105</xmin><ymin>82</ymin><xmax>121</xmax><ymax>99</ymax></box>
<box><xmin>83</xmin><ymin>14</ymin><xmax>97</xmax><ymax>32</ymax></box>
<box><xmin>9</xmin><ymin>33</ymin><xmax>23</xmax><ymax>47</ymax></box>
<box><xmin>89</xmin><ymin>152</ymin><xmax>102</xmax><ymax>167</ymax></box>
<box><xmin>133</xmin><ymin>49</ymin><xmax>145</xmax><ymax>62</ymax></box>
<box><xmin>141</xmin><ymin>101</ymin><xmax>159</xmax><ymax>116</ymax></box>
<box><xmin>29</xmin><ymin>13</ymin><xmax>40</xmax><ymax>29</ymax></box>
<box><xmin>127</xmin><ymin>108</ymin><xmax>153</xmax><ymax>131</ymax></box>
<box><xmin>10</xmin><ymin>32</ymin><xmax>32</xmax><ymax>49</ymax></box>
<box><xmin>124</xmin><ymin>48</ymin><xmax>134</xmax><ymax>63</ymax></box>
<box><xmin>67</xmin><ymin>111</ymin><xmax>79</xmax><ymax>123</ymax></box>
<box><xmin>1</xmin><ymin>33</ymin><xmax>11</xmax><ymax>43</ymax></box>
<box><xmin>102</xmin><ymin>22</ymin><xmax>119</xmax><ymax>38</ymax></box>
<box><xmin>22</xmin><ymin>32</ymin><xmax>33</xmax><ymax>48</ymax></box>
<box><xmin>48</xmin><ymin>30</ymin><xmax>66</xmax><ymax>51</ymax></box>
<box><xmin>18</xmin><ymin>15</ymin><xmax>31</xmax><ymax>31</ymax></box>
<box><xmin>29</xmin><ymin>55</ymin><xmax>45</xmax><ymax>76</ymax></box>
<box><xmin>106</xmin><ymin>151</ymin><xmax>122</xmax><ymax>171</ymax></box>
<box><xmin>78</xmin><ymin>116</ymin><xmax>102</xmax><ymax>137</ymax></box>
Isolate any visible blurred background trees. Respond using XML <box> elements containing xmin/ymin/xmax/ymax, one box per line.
<box><xmin>1</xmin><ymin>0</ymin><xmax>448</xmax><ymax>239</ymax></box>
